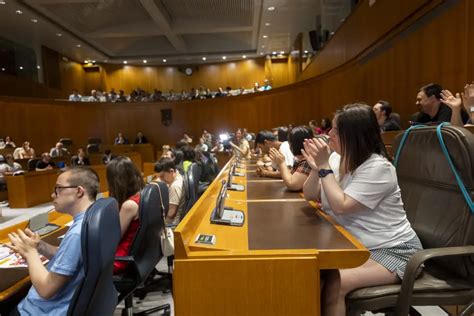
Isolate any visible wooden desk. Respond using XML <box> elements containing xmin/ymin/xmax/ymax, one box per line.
<box><xmin>173</xmin><ymin>158</ymin><xmax>369</xmax><ymax>316</ymax></box>
<box><xmin>89</xmin><ymin>165</ymin><xmax>108</xmax><ymax>194</ymax></box>
<box><xmin>382</xmin><ymin>130</ymin><xmax>403</xmax><ymax>158</ymax></box>
<box><xmin>5</xmin><ymin>170</ymin><xmax>59</xmax><ymax>208</ymax></box>
<box><xmin>103</xmin><ymin>144</ymin><xmax>155</xmax><ymax>162</ymax></box>
<box><xmin>0</xmin><ymin>211</ymin><xmax>72</xmax><ymax>301</ymax></box>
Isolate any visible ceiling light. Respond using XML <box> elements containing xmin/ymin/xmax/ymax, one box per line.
<box><xmin>84</xmin><ymin>60</ymin><xmax>89</xmax><ymax>64</ymax></box>
<box><xmin>37</xmin><ymin>65</ymin><xmax>40</xmax><ymax>69</ymax></box>
<box><xmin>242</xmin><ymin>55</ymin><xmax>247</xmax><ymax>59</ymax></box>
<box><xmin>91</xmin><ymin>60</ymin><xmax>96</xmax><ymax>63</ymax></box>
<box><xmin>162</xmin><ymin>59</ymin><xmax>167</xmax><ymax>63</ymax></box>
<box><xmin>123</xmin><ymin>61</ymin><xmax>127</xmax><ymax>64</ymax></box>
<box><xmin>56</xmin><ymin>33</ymin><xmax>62</xmax><ymax>37</ymax></box>
<box><xmin>0</xmin><ymin>1</ymin><xmax>6</xmax><ymax>5</ymax></box>
<box><xmin>19</xmin><ymin>66</ymin><xmax>23</xmax><ymax>70</ymax></box>
<box><xmin>265</xmin><ymin>23</ymin><xmax>271</xmax><ymax>26</ymax></box>
<box><xmin>103</xmin><ymin>60</ymin><xmax>108</xmax><ymax>63</ymax></box>
<box><xmin>272</xmin><ymin>51</ymin><xmax>277</xmax><ymax>55</ymax></box>
<box><xmin>1</xmin><ymin>68</ymin><xmax>5</xmax><ymax>71</ymax></box>
<box><xmin>202</xmin><ymin>57</ymin><xmax>206</xmax><ymax>61</ymax></box>
<box><xmin>263</xmin><ymin>35</ymin><xmax>268</xmax><ymax>38</ymax></box>
<box><xmin>76</xmin><ymin>44</ymin><xmax>81</xmax><ymax>48</ymax></box>
<box><xmin>143</xmin><ymin>60</ymin><xmax>147</xmax><ymax>64</ymax></box>
<box><xmin>31</xmin><ymin>19</ymin><xmax>38</xmax><ymax>23</ymax></box>
<box><xmin>261</xmin><ymin>45</ymin><xmax>265</xmax><ymax>48</ymax></box>
<box><xmin>16</xmin><ymin>9</ymin><xmax>23</xmax><ymax>14</ymax></box>
<box><xmin>222</xmin><ymin>56</ymin><xmax>227</xmax><ymax>60</ymax></box>
<box><xmin>267</xmin><ymin>6</ymin><xmax>275</xmax><ymax>11</ymax></box>
<box><xmin>280</xmin><ymin>51</ymin><xmax>284</xmax><ymax>54</ymax></box>
<box><xmin>304</xmin><ymin>50</ymin><xmax>309</xmax><ymax>54</ymax></box>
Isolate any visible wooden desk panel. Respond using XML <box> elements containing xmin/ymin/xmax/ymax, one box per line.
<box><xmin>6</xmin><ymin>170</ymin><xmax>59</xmax><ymax>208</ymax></box>
<box><xmin>89</xmin><ymin>165</ymin><xmax>108</xmax><ymax>193</ymax></box>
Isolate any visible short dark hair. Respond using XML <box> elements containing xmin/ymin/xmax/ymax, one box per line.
<box><xmin>64</xmin><ymin>167</ymin><xmax>100</xmax><ymax>202</ymax></box>
<box><xmin>336</xmin><ymin>104</ymin><xmax>389</xmax><ymax>175</ymax></box>
<box><xmin>154</xmin><ymin>157</ymin><xmax>176</xmax><ymax>173</ymax></box>
<box><xmin>106</xmin><ymin>156</ymin><xmax>144</xmax><ymax>206</ymax></box>
<box><xmin>288</xmin><ymin>126</ymin><xmax>314</xmax><ymax>156</ymax></box>
<box><xmin>182</xmin><ymin>145</ymin><xmax>195</xmax><ymax>161</ymax></box>
<box><xmin>419</xmin><ymin>83</ymin><xmax>443</xmax><ymax>100</ymax></box>
<box><xmin>377</xmin><ymin>100</ymin><xmax>392</xmax><ymax>118</ymax></box>
<box><xmin>255</xmin><ymin>130</ymin><xmax>277</xmax><ymax>145</ymax></box>
<box><xmin>277</xmin><ymin>126</ymin><xmax>289</xmax><ymax>142</ymax></box>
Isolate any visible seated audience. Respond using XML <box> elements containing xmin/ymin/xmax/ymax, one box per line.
<box><xmin>229</xmin><ymin>128</ymin><xmax>251</xmax><ymax>159</ymax></box>
<box><xmin>277</xmin><ymin>126</ymin><xmax>289</xmax><ymax>142</ymax></box>
<box><xmin>102</xmin><ymin>149</ymin><xmax>116</xmax><ymax>165</ymax></box>
<box><xmin>50</xmin><ymin>142</ymin><xmax>69</xmax><ymax>157</ymax></box>
<box><xmin>262</xmin><ymin>79</ymin><xmax>272</xmax><ymax>91</ymax></box>
<box><xmin>309</xmin><ymin>120</ymin><xmax>319</xmax><ymax>135</ymax></box>
<box><xmin>269</xmin><ymin>126</ymin><xmax>313</xmax><ymax>191</ymax></box>
<box><xmin>7</xmin><ymin>167</ymin><xmax>99</xmax><ymax>315</ymax></box>
<box><xmin>114</xmin><ymin>132</ymin><xmax>129</xmax><ymax>145</ymax></box>
<box><xmin>412</xmin><ymin>83</ymin><xmax>469</xmax><ymax>125</ymax></box>
<box><xmin>195</xmin><ymin>137</ymin><xmax>209</xmax><ymax>153</ymax></box>
<box><xmin>211</xmin><ymin>139</ymin><xmax>224</xmax><ymax>152</ymax></box>
<box><xmin>68</xmin><ymin>89</ymin><xmax>82</xmax><ymax>102</ymax></box>
<box><xmin>255</xmin><ymin>130</ymin><xmax>294</xmax><ymax>178</ymax></box>
<box><xmin>317</xmin><ymin>118</ymin><xmax>332</xmax><ymax>135</ymax></box>
<box><xmin>116</xmin><ymin>90</ymin><xmax>127</xmax><ymax>102</ymax></box>
<box><xmin>106</xmin><ymin>157</ymin><xmax>144</xmax><ymax>274</ymax></box>
<box><xmin>302</xmin><ymin>104</ymin><xmax>422</xmax><ymax>315</ymax></box>
<box><xmin>1</xmin><ymin>136</ymin><xmax>16</xmax><ymax>149</ymax></box>
<box><xmin>0</xmin><ymin>154</ymin><xmax>23</xmax><ymax>185</ymax></box>
<box><xmin>154</xmin><ymin>157</ymin><xmax>186</xmax><ymax>226</ymax></box>
<box><xmin>17</xmin><ymin>141</ymin><xmax>36</xmax><ymax>159</ymax></box>
<box><xmin>372</xmin><ymin>100</ymin><xmax>402</xmax><ymax>131</ymax></box>
<box><xmin>36</xmin><ymin>153</ymin><xmax>55</xmax><ymax>171</ymax></box>
<box><xmin>71</xmin><ymin>148</ymin><xmax>90</xmax><ymax>166</ymax></box>
<box><xmin>180</xmin><ymin>133</ymin><xmax>193</xmax><ymax>144</ymax></box>
<box><xmin>134</xmin><ymin>131</ymin><xmax>148</xmax><ymax>144</ymax></box>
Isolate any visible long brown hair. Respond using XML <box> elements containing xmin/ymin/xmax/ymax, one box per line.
<box><xmin>106</xmin><ymin>156</ymin><xmax>144</xmax><ymax>206</ymax></box>
<box><xmin>336</xmin><ymin>104</ymin><xmax>389</xmax><ymax>176</ymax></box>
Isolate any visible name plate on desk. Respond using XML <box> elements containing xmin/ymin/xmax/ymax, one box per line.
<box><xmin>233</xmin><ymin>172</ymin><xmax>245</xmax><ymax>177</ymax></box>
<box><xmin>228</xmin><ymin>183</ymin><xmax>245</xmax><ymax>191</ymax></box>
<box><xmin>211</xmin><ymin>208</ymin><xmax>245</xmax><ymax>227</ymax></box>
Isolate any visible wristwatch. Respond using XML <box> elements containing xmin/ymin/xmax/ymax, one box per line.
<box><xmin>318</xmin><ymin>169</ymin><xmax>334</xmax><ymax>178</ymax></box>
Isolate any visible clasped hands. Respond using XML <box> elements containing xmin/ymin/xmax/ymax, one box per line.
<box><xmin>7</xmin><ymin>228</ymin><xmax>41</xmax><ymax>259</ymax></box>
<box><xmin>301</xmin><ymin>138</ymin><xmax>331</xmax><ymax>171</ymax></box>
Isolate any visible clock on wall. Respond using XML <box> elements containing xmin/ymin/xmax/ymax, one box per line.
<box><xmin>185</xmin><ymin>67</ymin><xmax>193</xmax><ymax>76</ymax></box>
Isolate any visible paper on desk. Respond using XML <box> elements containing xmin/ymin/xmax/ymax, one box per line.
<box><xmin>0</xmin><ymin>244</ymin><xmax>49</xmax><ymax>268</ymax></box>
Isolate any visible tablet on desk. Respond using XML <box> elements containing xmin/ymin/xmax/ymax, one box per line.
<box><xmin>28</xmin><ymin>213</ymin><xmax>60</xmax><ymax>236</ymax></box>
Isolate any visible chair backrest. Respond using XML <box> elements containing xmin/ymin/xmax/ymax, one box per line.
<box><xmin>86</xmin><ymin>143</ymin><xmax>100</xmax><ymax>154</ymax></box>
<box><xmin>59</xmin><ymin>138</ymin><xmax>73</xmax><ymax>147</ymax></box>
<box><xmin>87</xmin><ymin>137</ymin><xmax>102</xmax><ymax>145</ymax></box>
<box><xmin>183</xmin><ymin>163</ymin><xmax>201</xmax><ymax>215</ymax></box>
<box><xmin>68</xmin><ymin>198</ymin><xmax>121</xmax><ymax>316</ymax></box>
<box><xmin>394</xmin><ymin>125</ymin><xmax>474</xmax><ymax>281</ymax></box>
<box><xmin>27</xmin><ymin>158</ymin><xmax>41</xmax><ymax>171</ymax></box>
<box><xmin>129</xmin><ymin>183</ymin><xmax>167</xmax><ymax>282</ymax></box>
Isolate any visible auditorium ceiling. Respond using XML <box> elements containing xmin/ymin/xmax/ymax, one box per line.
<box><xmin>0</xmin><ymin>0</ymin><xmax>351</xmax><ymax>65</ymax></box>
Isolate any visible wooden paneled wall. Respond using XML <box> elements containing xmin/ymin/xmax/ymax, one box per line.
<box><xmin>1</xmin><ymin>0</ymin><xmax>473</xmax><ymax>155</ymax></box>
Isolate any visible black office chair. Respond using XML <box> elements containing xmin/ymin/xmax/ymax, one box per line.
<box><xmin>87</xmin><ymin>137</ymin><xmax>102</xmax><ymax>145</ymax></box>
<box><xmin>86</xmin><ymin>143</ymin><xmax>100</xmax><ymax>154</ymax></box>
<box><xmin>59</xmin><ymin>138</ymin><xmax>73</xmax><ymax>147</ymax></box>
<box><xmin>346</xmin><ymin>125</ymin><xmax>474</xmax><ymax>316</ymax></box>
<box><xmin>113</xmin><ymin>183</ymin><xmax>171</xmax><ymax>316</ymax></box>
<box><xmin>27</xmin><ymin>158</ymin><xmax>41</xmax><ymax>171</ymax></box>
<box><xmin>68</xmin><ymin>198</ymin><xmax>121</xmax><ymax>316</ymax></box>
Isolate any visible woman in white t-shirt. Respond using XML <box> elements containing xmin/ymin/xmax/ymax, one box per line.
<box><xmin>302</xmin><ymin>104</ymin><xmax>422</xmax><ymax>316</ymax></box>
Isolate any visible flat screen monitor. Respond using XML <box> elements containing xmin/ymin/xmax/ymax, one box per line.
<box><xmin>215</xmin><ymin>179</ymin><xmax>228</xmax><ymax>219</ymax></box>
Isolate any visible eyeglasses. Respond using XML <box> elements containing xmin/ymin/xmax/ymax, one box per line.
<box><xmin>54</xmin><ymin>185</ymin><xmax>79</xmax><ymax>196</ymax></box>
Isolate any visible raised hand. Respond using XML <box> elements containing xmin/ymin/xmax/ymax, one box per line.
<box><xmin>461</xmin><ymin>82</ymin><xmax>474</xmax><ymax>112</ymax></box>
<box><xmin>302</xmin><ymin>139</ymin><xmax>319</xmax><ymax>170</ymax></box>
<box><xmin>440</xmin><ymin>89</ymin><xmax>462</xmax><ymax>110</ymax></box>
<box><xmin>268</xmin><ymin>147</ymin><xmax>285</xmax><ymax>165</ymax></box>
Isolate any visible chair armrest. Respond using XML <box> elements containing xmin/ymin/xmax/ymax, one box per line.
<box><xmin>114</xmin><ymin>256</ymin><xmax>134</xmax><ymax>262</ymax></box>
<box><xmin>396</xmin><ymin>245</ymin><xmax>474</xmax><ymax>316</ymax></box>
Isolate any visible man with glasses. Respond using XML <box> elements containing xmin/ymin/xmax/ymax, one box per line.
<box><xmin>6</xmin><ymin>167</ymin><xmax>99</xmax><ymax>315</ymax></box>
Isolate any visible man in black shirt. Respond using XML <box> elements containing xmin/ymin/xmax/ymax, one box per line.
<box><xmin>373</xmin><ymin>100</ymin><xmax>402</xmax><ymax>131</ymax></box>
<box><xmin>413</xmin><ymin>83</ymin><xmax>469</xmax><ymax>125</ymax></box>
<box><xmin>36</xmin><ymin>153</ymin><xmax>56</xmax><ymax>171</ymax></box>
